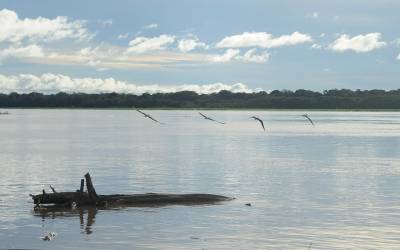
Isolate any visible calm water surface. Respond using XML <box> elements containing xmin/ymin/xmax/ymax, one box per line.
<box><xmin>1</xmin><ymin>110</ymin><xmax>400</xmax><ymax>249</ymax></box>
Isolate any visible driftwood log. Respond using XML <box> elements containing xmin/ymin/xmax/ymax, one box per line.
<box><xmin>30</xmin><ymin>173</ymin><xmax>233</xmax><ymax>208</ymax></box>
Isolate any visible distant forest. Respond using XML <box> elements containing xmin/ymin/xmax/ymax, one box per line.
<box><xmin>1</xmin><ymin>89</ymin><xmax>400</xmax><ymax>109</ymax></box>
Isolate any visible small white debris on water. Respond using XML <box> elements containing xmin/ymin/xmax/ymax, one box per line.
<box><xmin>41</xmin><ymin>232</ymin><xmax>57</xmax><ymax>241</ymax></box>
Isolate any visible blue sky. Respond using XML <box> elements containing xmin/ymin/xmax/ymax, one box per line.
<box><xmin>0</xmin><ymin>0</ymin><xmax>399</xmax><ymax>94</ymax></box>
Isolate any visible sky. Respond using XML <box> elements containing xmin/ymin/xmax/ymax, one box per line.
<box><xmin>0</xmin><ymin>0</ymin><xmax>399</xmax><ymax>94</ymax></box>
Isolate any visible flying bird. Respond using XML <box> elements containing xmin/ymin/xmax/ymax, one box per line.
<box><xmin>250</xmin><ymin>116</ymin><xmax>265</xmax><ymax>131</ymax></box>
<box><xmin>199</xmin><ymin>112</ymin><xmax>225</xmax><ymax>124</ymax></box>
<box><xmin>301</xmin><ymin>114</ymin><xmax>315</xmax><ymax>126</ymax></box>
<box><xmin>136</xmin><ymin>109</ymin><xmax>164</xmax><ymax>124</ymax></box>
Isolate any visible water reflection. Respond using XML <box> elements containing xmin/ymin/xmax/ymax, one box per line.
<box><xmin>32</xmin><ymin>201</ymin><xmax>227</xmax><ymax>236</ymax></box>
<box><xmin>33</xmin><ymin>207</ymin><xmax>98</xmax><ymax>235</ymax></box>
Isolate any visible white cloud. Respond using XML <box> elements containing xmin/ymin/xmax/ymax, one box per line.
<box><xmin>11</xmin><ymin>45</ymin><xmax>210</xmax><ymax>70</ymax></box>
<box><xmin>99</xmin><ymin>19</ymin><xmax>113</xmax><ymax>27</ymax></box>
<box><xmin>329</xmin><ymin>33</ymin><xmax>386</xmax><ymax>53</ymax></box>
<box><xmin>127</xmin><ymin>35</ymin><xmax>175</xmax><ymax>53</ymax></box>
<box><xmin>306</xmin><ymin>12</ymin><xmax>319</xmax><ymax>19</ymax></box>
<box><xmin>210</xmin><ymin>49</ymin><xmax>240</xmax><ymax>62</ymax></box>
<box><xmin>87</xmin><ymin>59</ymin><xmax>101</xmax><ymax>66</ymax></box>
<box><xmin>117</xmin><ymin>33</ymin><xmax>129</xmax><ymax>39</ymax></box>
<box><xmin>77</xmin><ymin>46</ymin><xmax>104</xmax><ymax>67</ymax></box>
<box><xmin>78</xmin><ymin>46</ymin><xmax>100</xmax><ymax>57</ymax></box>
<box><xmin>311</xmin><ymin>43</ymin><xmax>322</xmax><ymax>49</ymax></box>
<box><xmin>210</xmin><ymin>48</ymin><xmax>269</xmax><ymax>63</ymax></box>
<box><xmin>144</xmin><ymin>23</ymin><xmax>158</xmax><ymax>29</ymax></box>
<box><xmin>0</xmin><ymin>8</ymin><xmax>92</xmax><ymax>43</ymax></box>
<box><xmin>0</xmin><ymin>43</ymin><xmax>267</xmax><ymax>70</ymax></box>
<box><xmin>0</xmin><ymin>44</ymin><xmax>44</xmax><ymax>61</ymax></box>
<box><xmin>397</xmin><ymin>53</ymin><xmax>400</xmax><ymax>60</ymax></box>
<box><xmin>0</xmin><ymin>73</ymin><xmax>260</xmax><ymax>94</ymax></box>
<box><xmin>239</xmin><ymin>49</ymin><xmax>269</xmax><ymax>63</ymax></box>
<box><xmin>178</xmin><ymin>35</ymin><xmax>208</xmax><ymax>52</ymax></box>
<box><xmin>216</xmin><ymin>31</ymin><xmax>312</xmax><ymax>49</ymax></box>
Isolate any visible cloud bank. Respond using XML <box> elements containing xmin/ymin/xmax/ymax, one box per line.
<box><xmin>0</xmin><ymin>44</ymin><xmax>44</xmax><ymax>61</ymax></box>
<box><xmin>329</xmin><ymin>33</ymin><xmax>386</xmax><ymax>53</ymax></box>
<box><xmin>3</xmin><ymin>8</ymin><xmax>397</xmax><ymax>72</ymax></box>
<box><xmin>0</xmin><ymin>73</ymin><xmax>260</xmax><ymax>94</ymax></box>
<box><xmin>0</xmin><ymin>9</ymin><xmax>91</xmax><ymax>43</ymax></box>
<box><xmin>0</xmin><ymin>9</ymin><xmax>317</xmax><ymax>66</ymax></box>
<box><xmin>178</xmin><ymin>35</ymin><xmax>208</xmax><ymax>52</ymax></box>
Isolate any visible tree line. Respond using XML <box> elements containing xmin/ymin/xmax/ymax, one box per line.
<box><xmin>1</xmin><ymin>89</ymin><xmax>400</xmax><ymax>109</ymax></box>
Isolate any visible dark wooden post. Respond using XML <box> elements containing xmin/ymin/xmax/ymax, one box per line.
<box><xmin>84</xmin><ymin>173</ymin><xmax>99</xmax><ymax>202</ymax></box>
<box><xmin>49</xmin><ymin>185</ymin><xmax>57</xmax><ymax>193</ymax></box>
<box><xmin>80</xmin><ymin>179</ymin><xmax>85</xmax><ymax>193</ymax></box>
